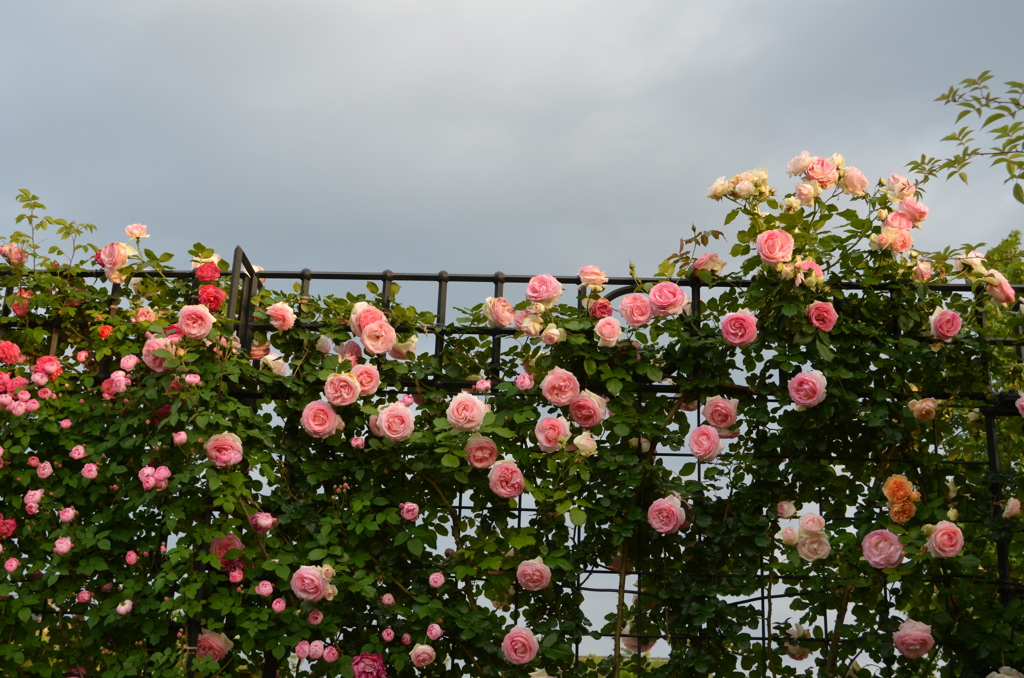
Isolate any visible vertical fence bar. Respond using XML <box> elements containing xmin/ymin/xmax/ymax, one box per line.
<box><xmin>984</xmin><ymin>410</ymin><xmax>1014</xmax><ymax>604</ymax></box>
<box><xmin>490</xmin><ymin>272</ymin><xmax>504</xmax><ymax>375</ymax></box>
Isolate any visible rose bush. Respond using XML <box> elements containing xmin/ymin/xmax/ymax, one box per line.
<box><xmin>0</xmin><ymin>152</ymin><xmax>1022</xmax><ymax>678</ymax></box>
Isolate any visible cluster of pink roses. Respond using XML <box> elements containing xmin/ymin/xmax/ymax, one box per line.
<box><xmin>707</xmin><ymin>167</ymin><xmax>771</xmax><ymax>202</ymax></box>
<box><xmin>137</xmin><ymin>465</ymin><xmax>172</xmax><ymax>491</ymax></box>
<box><xmin>777</xmin><ymin>506</ymin><xmax>831</xmax><ymax>563</ymax></box>
<box><xmin>295</xmin><ymin>639</ymin><xmax>341</xmax><ymax>663</ymax></box>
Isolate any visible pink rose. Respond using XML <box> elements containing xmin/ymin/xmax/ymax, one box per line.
<box><xmin>514</xmin><ymin>373</ymin><xmax>535</xmax><ymax>390</ymax></box>
<box><xmin>788</xmin><ymin>370</ymin><xmax>827</xmax><ymax>408</ymax></box>
<box><xmin>361</xmin><ymin>320</ymin><xmax>397</xmax><ymax>355</ymax></box>
<box><xmin>489</xmin><ymin>460</ymin><xmax>525</xmax><ymax>498</ymax></box>
<box><xmin>930</xmin><ymin>308</ymin><xmax>962</xmax><ymax>343</ymax></box>
<box><xmin>323</xmin><ymin>646</ymin><xmax>340</xmax><ymax>663</ymax></box>
<box><xmin>116</xmin><ymin>600</ymin><xmax>133</xmax><ymax>615</ymax></box>
<box><xmin>301</xmin><ymin>401</ymin><xmax>343</xmax><ymax>439</ymax></box>
<box><xmin>516</xmin><ymin>557</ymin><xmax>552</xmax><ymax>591</ymax></box>
<box><xmin>324</xmin><ymin>372</ymin><xmax>361</xmax><ymax>407</ymax></box>
<box><xmin>308</xmin><ymin>609</ymin><xmax>324</xmax><ymax>625</ymax></box>
<box><xmin>701</xmin><ymin>396</ymin><xmax>738</xmax><ymax>430</ymax></box>
<box><xmin>58</xmin><ymin>507</ymin><xmax>77</xmax><ymax>523</ymax></box>
<box><xmin>255</xmin><ymin>580</ymin><xmax>273</xmax><ymax>597</ymax></box>
<box><xmin>428</xmin><ymin>571</ymin><xmax>445</xmax><ymax>588</ymax></box>
<box><xmin>569</xmin><ymin>390</ymin><xmax>607</xmax><ymax>428</ymax></box>
<box><xmin>117</xmin><ymin>355</ymin><xmax>138</xmax><ymax>373</ymax></box>
<box><xmin>410</xmin><ymin>644</ymin><xmax>436</xmax><ymax>668</ymax></box>
<box><xmin>693</xmin><ymin>252</ymin><xmax>726</xmax><ymax>274</ymax></box>
<box><xmin>400</xmin><ymin>502</ymin><xmax>419</xmax><ymax>521</ymax></box>
<box><xmin>884</xmin><ymin>212</ymin><xmax>913</xmax><ymax>231</ymax></box>
<box><xmin>308</xmin><ymin>640</ymin><xmax>325</xmax><ymax>660</ymax></box>
<box><xmin>352</xmin><ymin>653</ymin><xmax>388</xmax><ymax>677</ymax></box>
<box><xmin>126</xmin><ymin>550</ymin><xmax>138</xmax><ymax>565</ymax></box>
<box><xmin>907</xmin><ymin>398</ymin><xmax>938</xmax><ymax>421</ymax></box>
<box><xmin>381</xmin><ymin>593</ymin><xmax>396</xmax><ymax>606</ymax></box>
<box><xmin>350</xmin><ymin>364</ymin><xmax>380</xmax><ymax>396</ymax></box>
<box><xmin>595</xmin><ymin>317</ymin><xmax>622</xmax><ymax>347</ymax></box>
<box><xmin>389</xmin><ymin>332</ymin><xmax>416</xmax><ymax>360</ymax></box>
<box><xmin>799</xmin><ymin>513</ymin><xmax>825</xmax><ymax>534</ymax></box>
<box><xmin>349</xmin><ymin>302</ymin><xmax>386</xmax><ymax>334</ymax></box>
<box><xmin>926</xmin><ymin>520</ymin><xmax>964</xmax><ymax>558</ymax></box>
<box><xmin>649</xmin><ymin>282</ymin><xmax>688</xmax><ymax>317</ymax></box>
<box><xmin>205</xmin><ymin>432</ymin><xmax>244</xmax><ymax>467</ymax></box>
<box><xmin>291</xmin><ymin>565</ymin><xmax>329</xmax><ymax>601</ymax></box>
<box><xmin>647</xmin><ymin>496</ymin><xmax>686</xmax><ymax>534</ymax></box>
<box><xmin>787</xmin><ymin>151</ymin><xmax>813</xmax><ymax>176</ymax></box>
<box><xmin>465</xmin><ymin>435</ymin><xmax>499</xmax><ymax>469</ymax></box>
<box><xmin>97</xmin><ymin>241</ymin><xmax>130</xmax><ymax>275</ymax></box>
<box><xmin>913</xmin><ymin>260</ymin><xmax>933</xmax><ymax>282</ymax></box>
<box><xmin>862</xmin><ymin>529</ymin><xmax>904</xmax><ymax>569</ymax></box>
<box><xmin>839</xmin><ymin>166</ymin><xmax>869</xmax><ymax>195</ymax></box>
<box><xmin>37</xmin><ymin>462</ymin><xmax>53</xmax><ymax>479</ymax></box>
<box><xmin>540</xmin><ymin>323</ymin><xmax>566</xmax><ymax>345</ymax></box>
<box><xmin>892</xmin><ymin>619</ymin><xmax>934</xmax><ymax>659</ymax></box>
<box><xmin>502</xmin><ymin>626</ymin><xmax>539</xmax><ymax>665</ymax></box>
<box><xmin>526</xmin><ymin>274</ymin><xmax>563</xmax><ymax>309</ymax></box>
<box><xmin>589</xmin><ymin>297</ymin><xmax>614</xmax><ymax>318</ymax></box>
<box><xmin>796</xmin><ymin>534</ymin><xmax>831</xmax><ymax>562</ymax></box>
<box><xmin>197</xmin><ymin>629</ymin><xmax>233</xmax><ymax>662</ymax></box>
<box><xmin>250</xmin><ymin>512</ymin><xmax>278</xmax><ymax>533</ymax></box>
<box><xmin>426</xmin><ymin>623</ymin><xmax>443</xmax><ymax>640</ymax></box>
<box><xmin>516</xmin><ymin>310</ymin><xmax>544</xmax><ymax>337</ymax></box>
<box><xmin>688</xmin><ymin>425</ymin><xmax>723</xmax><ymax>462</ymax></box>
<box><xmin>266</xmin><ymin>302</ymin><xmax>296</xmax><ymax>331</ymax></box>
<box><xmin>172</xmin><ymin>432</ymin><xmax>187</xmax><ymax>446</ymax></box>
<box><xmin>1003</xmin><ymin>498</ymin><xmax>1021</xmax><ymax>519</ymax></box>
<box><xmin>484</xmin><ymin>297</ymin><xmax>516</xmax><ymax>327</ymax></box>
<box><xmin>804</xmin><ymin>157</ymin><xmax>838</xmax><ymax>188</ymax></box>
<box><xmin>271</xmin><ymin>598</ymin><xmax>286</xmax><ymax>613</ymax></box>
<box><xmin>888</xmin><ymin>227</ymin><xmax>913</xmax><ymax>253</ymax></box>
<box><xmin>886</xmin><ymin>173</ymin><xmax>915</xmax><ymax>202</ymax></box>
<box><xmin>82</xmin><ymin>463</ymin><xmax>99</xmax><ymax>479</ymax></box>
<box><xmin>53</xmin><ymin>537</ymin><xmax>74</xmax><ymax>555</ymax></box>
<box><xmin>210</xmin><ymin>534</ymin><xmax>244</xmax><ymax>571</ymax></box>
<box><xmin>986</xmin><ymin>270</ymin><xmax>1017</xmax><ymax>306</ymax></box>
<box><xmin>142</xmin><ymin>335</ymin><xmax>180</xmax><ymax>372</ymax></box>
<box><xmin>4</xmin><ymin>558</ymin><xmax>19</xmax><ymax>573</ymax></box>
<box><xmin>534</xmin><ymin>416</ymin><xmax>571</xmax><ymax>453</ymax></box>
<box><xmin>377</xmin><ymin>403</ymin><xmax>415</xmax><ymax>441</ymax></box>
<box><xmin>579</xmin><ymin>265</ymin><xmax>608</xmax><ymax>286</ymax></box>
<box><xmin>619</xmin><ymin>294</ymin><xmax>653</xmax><ymax>327</ymax></box>
<box><xmin>540</xmin><ymin>367</ymin><xmax>580</xmax><ymax>407</ymax></box>
<box><xmin>198</xmin><ymin>285</ymin><xmax>227</xmax><ymax>311</ymax></box>
<box><xmin>177</xmin><ymin>305</ymin><xmax>215</xmax><ymax>340</ymax></box>
<box><xmin>446</xmin><ymin>392</ymin><xmax>488</xmax><ymax>431</ymax></box>
<box><xmin>756</xmin><ymin>229</ymin><xmax>794</xmax><ymax>264</ymax></box>
<box><xmin>337</xmin><ymin>339</ymin><xmax>364</xmax><ymax>365</ymax></box>
<box><xmin>898</xmin><ymin>196</ymin><xmax>929</xmax><ymax>223</ymax></box>
<box><xmin>806</xmin><ymin>301</ymin><xmax>838</xmax><ymax>332</ymax></box>
<box><xmin>76</xmin><ymin>590</ymin><xmax>92</xmax><ymax>603</ymax></box>
<box><xmin>777</xmin><ymin>501</ymin><xmax>796</xmax><ymax>519</ymax></box>
<box><xmin>720</xmin><ymin>309</ymin><xmax>758</xmax><ymax>347</ymax></box>
<box><xmin>295</xmin><ymin>640</ymin><xmax>310</xmax><ymax>659</ymax></box>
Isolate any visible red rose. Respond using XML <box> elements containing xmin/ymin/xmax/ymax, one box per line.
<box><xmin>99</xmin><ymin>325</ymin><xmax>113</xmax><ymax>340</ymax></box>
<box><xmin>195</xmin><ymin>262</ymin><xmax>221</xmax><ymax>282</ymax></box>
<box><xmin>198</xmin><ymin>285</ymin><xmax>227</xmax><ymax>311</ymax></box>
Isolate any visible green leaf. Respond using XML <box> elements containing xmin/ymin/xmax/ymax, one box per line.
<box><xmin>815</xmin><ymin>339</ymin><xmax>835</xmax><ymax>362</ymax></box>
<box><xmin>441</xmin><ymin>454</ymin><xmax>460</xmax><ymax>468</ymax></box>
<box><xmin>308</xmin><ymin>549</ymin><xmax>328</xmax><ymax>561</ymax></box>
<box><xmin>606</xmin><ymin>378</ymin><xmax>623</xmax><ymax>396</ymax></box>
<box><xmin>584</xmin><ymin>357</ymin><xmax>597</xmax><ymax>376</ymax></box>
<box><xmin>1013</xmin><ymin>183</ymin><xmax>1024</xmax><ymax>204</ymax></box>
<box><xmin>569</xmin><ymin>509</ymin><xmax>587</xmax><ymax>527</ymax></box>
<box><xmin>408</xmin><ymin>539</ymin><xmax>423</xmax><ymax>557</ymax></box>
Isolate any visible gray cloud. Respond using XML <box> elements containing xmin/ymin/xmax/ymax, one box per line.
<box><xmin>2</xmin><ymin>1</ymin><xmax>1022</xmax><ymax>279</ymax></box>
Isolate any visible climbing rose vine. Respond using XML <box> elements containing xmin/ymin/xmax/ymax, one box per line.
<box><xmin>1</xmin><ymin>158</ymin><xmax>1023</xmax><ymax>678</ymax></box>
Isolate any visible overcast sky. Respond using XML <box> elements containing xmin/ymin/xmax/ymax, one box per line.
<box><xmin>3</xmin><ymin>1</ymin><xmax>1023</xmax><ymax>281</ymax></box>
